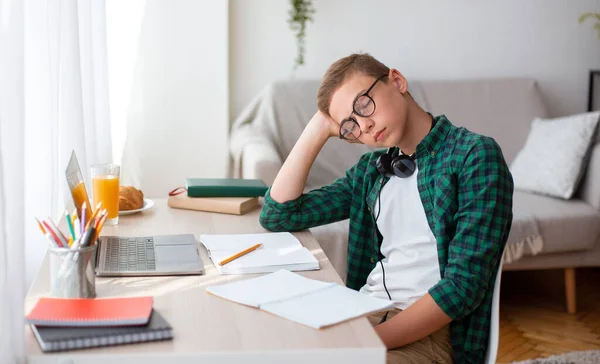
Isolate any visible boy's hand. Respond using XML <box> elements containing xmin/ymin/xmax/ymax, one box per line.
<box><xmin>308</xmin><ymin>111</ymin><xmax>364</xmax><ymax>144</ymax></box>
<box><xmin>308</xmin><ymin>111</ymin><xmax>340</xmax><ymax>139</ymax></box>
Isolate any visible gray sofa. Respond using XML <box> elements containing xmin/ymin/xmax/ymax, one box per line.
<box><xmin>229</xmin><ymin>77</ymin><xmax>600</xmax><ymax>313</ymax></box>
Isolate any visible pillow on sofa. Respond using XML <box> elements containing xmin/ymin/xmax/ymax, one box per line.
<box><xmin>510</xmin><ymin>111</ymin><xmax>600</xmax><ymax>199</ymax></box>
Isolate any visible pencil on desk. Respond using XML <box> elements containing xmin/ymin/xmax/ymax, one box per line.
<box><xmin>65</xmin><ymin>210</ymin><xmax>76</xmax><ymax>241</ymax></box>
<box><xmin>80</xmin><ymin>202</ymin><xmax>87</xmax><ymax>234</ymax></box>
<box><xmin>44</xmin><ymin>233</ymin><xmax>60</xmax><ymax>248</ymax></box>
<box><xmin>70</xmin><ymin>209</ymin><xmax>78</xmax><ymax>238</ymax></box>
<box><xmin>85</xmin><ymin>201</ymin><xmax>102</xmax><ymax>231</ymax></box>
<box><xmin>35</xmin><ymin>217</ymin><xmax>57</xmax><ymax>248</ymax></box>
<box><xmin>97</xmin><ymin>211</ymin><xmax>107</xmax><ymax>230</ymax></box>
<box><xmin>35</xmin><ymin>218</ymin><xmax>46</xmax><ymax>235</ymax></box>
<box><xmin>92</xmin><ymin>211</ymin><xmax>108</xmax><ymax>243</ymax></box>
<box><xmin>80</xmin><ymin>226</ymin><xmax>97</xmax><ymax>247</ymax></box>
<box><xmin>46</xmin><ymin>218</ymin><xmax>69</xmax><ymax>248</ymax></box>
<box><xmin>71</xmin><ymin>209</ymin><xmax>78</xmax><ymax>228</ymax></box>
<box><xmin>41</xmin><ymin>220</ymin><xmax>65</xmax><ymax>248</ymax></box>
<box><xmin>219</xmin><ymin>243</ymin><xmax>262</xmax><ymax>266</ymax></box>
<box><xmin>94</xmin><ymin>209</ymin><xmax>107</xmax><ymax>229</ymax></box>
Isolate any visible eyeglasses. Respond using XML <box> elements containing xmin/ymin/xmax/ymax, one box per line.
<box><xmin>339</xmin><ymin>74</ymin><xmax>388</xmax><ymax>141</ymax></box>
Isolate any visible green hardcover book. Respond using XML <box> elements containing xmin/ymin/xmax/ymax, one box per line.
<box><xmin>185</xmin><ymin>178</ymin><xmax>269</xmax><ymax>198</ymax></box>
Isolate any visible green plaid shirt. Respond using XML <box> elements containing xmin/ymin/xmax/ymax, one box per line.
<box><xmin>259</xmin><ymin>115</ymin><xmax>513</xmax><ymax>364</ymax></box>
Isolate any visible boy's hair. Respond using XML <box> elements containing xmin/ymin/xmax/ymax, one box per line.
<box><xmin>317</xmin><ymin>53</ymin><xmax>390</xmax><ymax>116</ymax></box>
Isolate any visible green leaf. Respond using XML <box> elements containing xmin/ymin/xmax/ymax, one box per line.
<box><xmin>288</xmin><ymin>0</ymin><xmax>314</xmax><ymax>70</ymax></box>
<box><xmin>579</xmin><ymin>12</ymin><xmax>600</xmax><ymax>24</ymax></box>
<box><xmin>579</xmin><ymin>13</ymin><xmax>591</xmax><ymax>23</ymax></box>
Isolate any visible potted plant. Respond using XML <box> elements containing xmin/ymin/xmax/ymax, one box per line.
<box><xmin>288</xmin><ymin>0</ymin><xmax>315</xmax><ymax>70</ymax></box>
<box><xmin>579</xmin><ymin>12</ymin><xmax>600</xmax><ymax>39</ymax></box>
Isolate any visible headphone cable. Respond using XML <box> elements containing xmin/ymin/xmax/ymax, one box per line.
<box><xmin>372</xmin><ymin>179</ymin><xmax>391</xmax><ymax>323</ymax></box>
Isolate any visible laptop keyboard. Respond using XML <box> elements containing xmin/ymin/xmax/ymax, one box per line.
<box><xmin>103</xmin><ymin>237</ymin><xmax>156</xmax><ymax>272</ymax></box>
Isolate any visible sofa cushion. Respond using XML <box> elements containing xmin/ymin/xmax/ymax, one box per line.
<box><xmin>513</xmin><ymin>191</ymin><xmax>600</xmax><ymax>254</ymax></box>
<box><xmin>510</xmin><ymin>112</ymin><xmax>600</xmax><ymax>199</ymax></box>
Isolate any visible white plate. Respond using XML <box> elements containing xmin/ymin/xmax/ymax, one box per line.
<box><xmin>119</xmin><ymin>198</ymin><xmax>155</xmax><ymax>216</ymax></box>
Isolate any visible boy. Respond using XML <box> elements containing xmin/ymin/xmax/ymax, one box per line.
<box><xmin>259</xmin><ymin>53</ymin><xmax>513</xmax><ymax>364</ymax></box>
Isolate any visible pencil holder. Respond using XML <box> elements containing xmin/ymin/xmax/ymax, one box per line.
<box><xmin>48</xmin><ymin>245</ymin><xmax>97</xmax><ymax>299</ymax></box>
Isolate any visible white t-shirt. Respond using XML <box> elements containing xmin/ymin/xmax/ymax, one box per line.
<box><xmin>359</xmin><ymin>167</ymin><xmax>441</xmax><ymax>309</ymax></box>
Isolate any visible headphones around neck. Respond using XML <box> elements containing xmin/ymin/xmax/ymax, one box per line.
<box><xmin>376</xmin><ymin>148</ymin><xmax>417</xmax><ymax>178</ymax></box>
<box><xmin>375</xmin><ymin>113</ymin><xmax>437</xmax><ymax>178</ymax></box>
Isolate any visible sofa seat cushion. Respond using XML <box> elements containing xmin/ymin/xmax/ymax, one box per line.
<box><xmin>514</xmin><ymin>190</ymin><xmax>600</xmax><ymax>254</ymax></box>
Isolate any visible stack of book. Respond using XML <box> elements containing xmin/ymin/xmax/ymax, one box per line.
<box><xmin>168</xmin><ymin>178</ymin><xmax>269</xmax><ymax>215</ymax></box>
<box><xmin>26</xmin><ymin>296</ymin><xmax>172</xmax><ymax>352</ymax></box>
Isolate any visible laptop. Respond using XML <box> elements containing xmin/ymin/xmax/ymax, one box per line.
<box><xmin>65</xmin><ymin>150</ymin><xmax>204</xmax><ymax>277</ymax></box>
<box><xmin>95</xmin><ymin>234</ymin><xmax>204</xmax><ymax>277</ymax></box>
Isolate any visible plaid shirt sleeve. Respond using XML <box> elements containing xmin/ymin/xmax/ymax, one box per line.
<box><xmin>429</xmin><ymin>136</ymin><xmax>513</xmax><ymax>320</ymax></box>
<box><xmin>259</xmin><ymin>165</ymin><xmax>356</xmax><ymax>232</ymax></box>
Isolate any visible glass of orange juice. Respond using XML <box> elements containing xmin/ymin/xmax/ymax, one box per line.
<box><xmin>91</xmin><ymin>164</ymin><xmax>120</xmax><ymax>225</ymax></box>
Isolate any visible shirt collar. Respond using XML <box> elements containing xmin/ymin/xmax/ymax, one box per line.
<box><xmin>416</xmin><ymin>114</ymin><xmax>452</xmax><ymax>158</ymax></box>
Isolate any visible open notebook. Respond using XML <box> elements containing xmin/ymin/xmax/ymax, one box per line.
<box><xmin>199</xmin><ymin>232</ymin><xmax>319</xmax><ymax>274</ymax></box>
<box><xmin>206</xmin><ymin>269</ymin><xmax>394</xmax><ymax>329</ymax></box>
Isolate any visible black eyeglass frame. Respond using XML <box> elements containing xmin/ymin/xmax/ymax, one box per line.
<box><xmin>338</xmin><ymin>74</ymin><xmax>388</xmax><ymax>140</ymax></box>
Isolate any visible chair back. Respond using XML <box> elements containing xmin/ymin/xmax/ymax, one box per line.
<box><xmin>484</xmin><ymin>256</ymin><xmax>505</xmax><ymax>364</ymax></box>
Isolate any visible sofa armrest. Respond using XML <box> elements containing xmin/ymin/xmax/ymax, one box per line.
<box><xmin>240</xmin><ymin>142</ymin><xmax>283</xmax><ymax>186</ymax></box>
<box><xmin>579</xmin><ymin>144</ymin><xmax>600</xmax><ymax>210</ymax></box>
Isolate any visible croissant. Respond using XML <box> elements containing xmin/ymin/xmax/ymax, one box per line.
<box><xmin>119</xmin><ymin>186</ymin><xmax>144</xmax><ymax>211</ymax></box>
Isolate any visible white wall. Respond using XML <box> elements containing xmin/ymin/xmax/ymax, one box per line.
<box><xmin>230</xmin><ymin>0</ymin><xmax>600</xmax><ymax>121</ymax></box>
<box><xmin>106</xmin><ymin>0</ymin><xmax>229</xmax><ymax>197</ymax></box>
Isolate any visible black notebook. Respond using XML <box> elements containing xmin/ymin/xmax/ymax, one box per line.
<box><xmin>31</xmin><ymin>309</ymin><xmax>173</xmax><ymax>352</ymax></box>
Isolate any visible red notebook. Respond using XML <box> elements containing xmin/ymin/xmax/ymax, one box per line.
<box><xmin>26</xmin><ymin>296</ymin><xmax>154</xmax><ymax>327</ymax></box>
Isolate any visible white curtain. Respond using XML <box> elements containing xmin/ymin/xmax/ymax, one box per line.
<box><xmin>1</xmin><ymin>0</ymin><xmax>112</xmax><ymax>362</ymax></box>
<box><xmin>24</xmin><ymin>0</ymin><xmax>112</xmax><ymax>284</ymax></box>
<box><xmin>0</xmin><ymin>0</ymin><xmax>25</xmax><ymax>362</ymax></box>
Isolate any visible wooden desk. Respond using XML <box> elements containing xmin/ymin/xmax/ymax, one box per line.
<box><xmin>25</xmin><ymin>198</ymin><xmax>385</xmax><ymax>364</ymax></box>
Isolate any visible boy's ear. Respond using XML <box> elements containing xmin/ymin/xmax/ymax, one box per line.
<box><xmin>388</xmin><ymin>69</ymin><xmax>408</xmax><ymax>94</ymax></box>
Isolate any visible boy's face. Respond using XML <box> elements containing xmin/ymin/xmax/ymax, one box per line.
<box><xmin>329</xmin><ymin>69</ymin><xmax>409</xmax><ymax>147</ymax></box>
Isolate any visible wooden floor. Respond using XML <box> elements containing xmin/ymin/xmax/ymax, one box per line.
<box><xmin>497</xmin><ymin>268</ymin><xmax>600</xmax><ymax>363</ymax></box>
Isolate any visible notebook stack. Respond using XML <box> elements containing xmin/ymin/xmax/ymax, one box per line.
<box><xmin>26</xmin><ymin>296</ymin><xmax>172</xmax><ymax>352</ymax></box>
<box><xmin>168</xmin><ymin>178</ymin><xmax>269</xmax><ymax>215</ymax></box>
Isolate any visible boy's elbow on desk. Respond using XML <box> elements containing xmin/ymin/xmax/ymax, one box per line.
<box><xmin>260</xmin><ymin>192</ymin><xmax>312</xmax><ymax>232</ymax></box>
<box><xmin>259</xmin><ymin>208</ymin><xmax>289</xmax><ymax>232</ymax></box>
<box><xmin>259</xmin><ymin>214</ymin><xmax>282</xmax><ymax>232</ymax></box>
<box><xmin>259</xmin><ymin>207</ymin><xmax>305</xmax><ymax>232</ymax></box>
